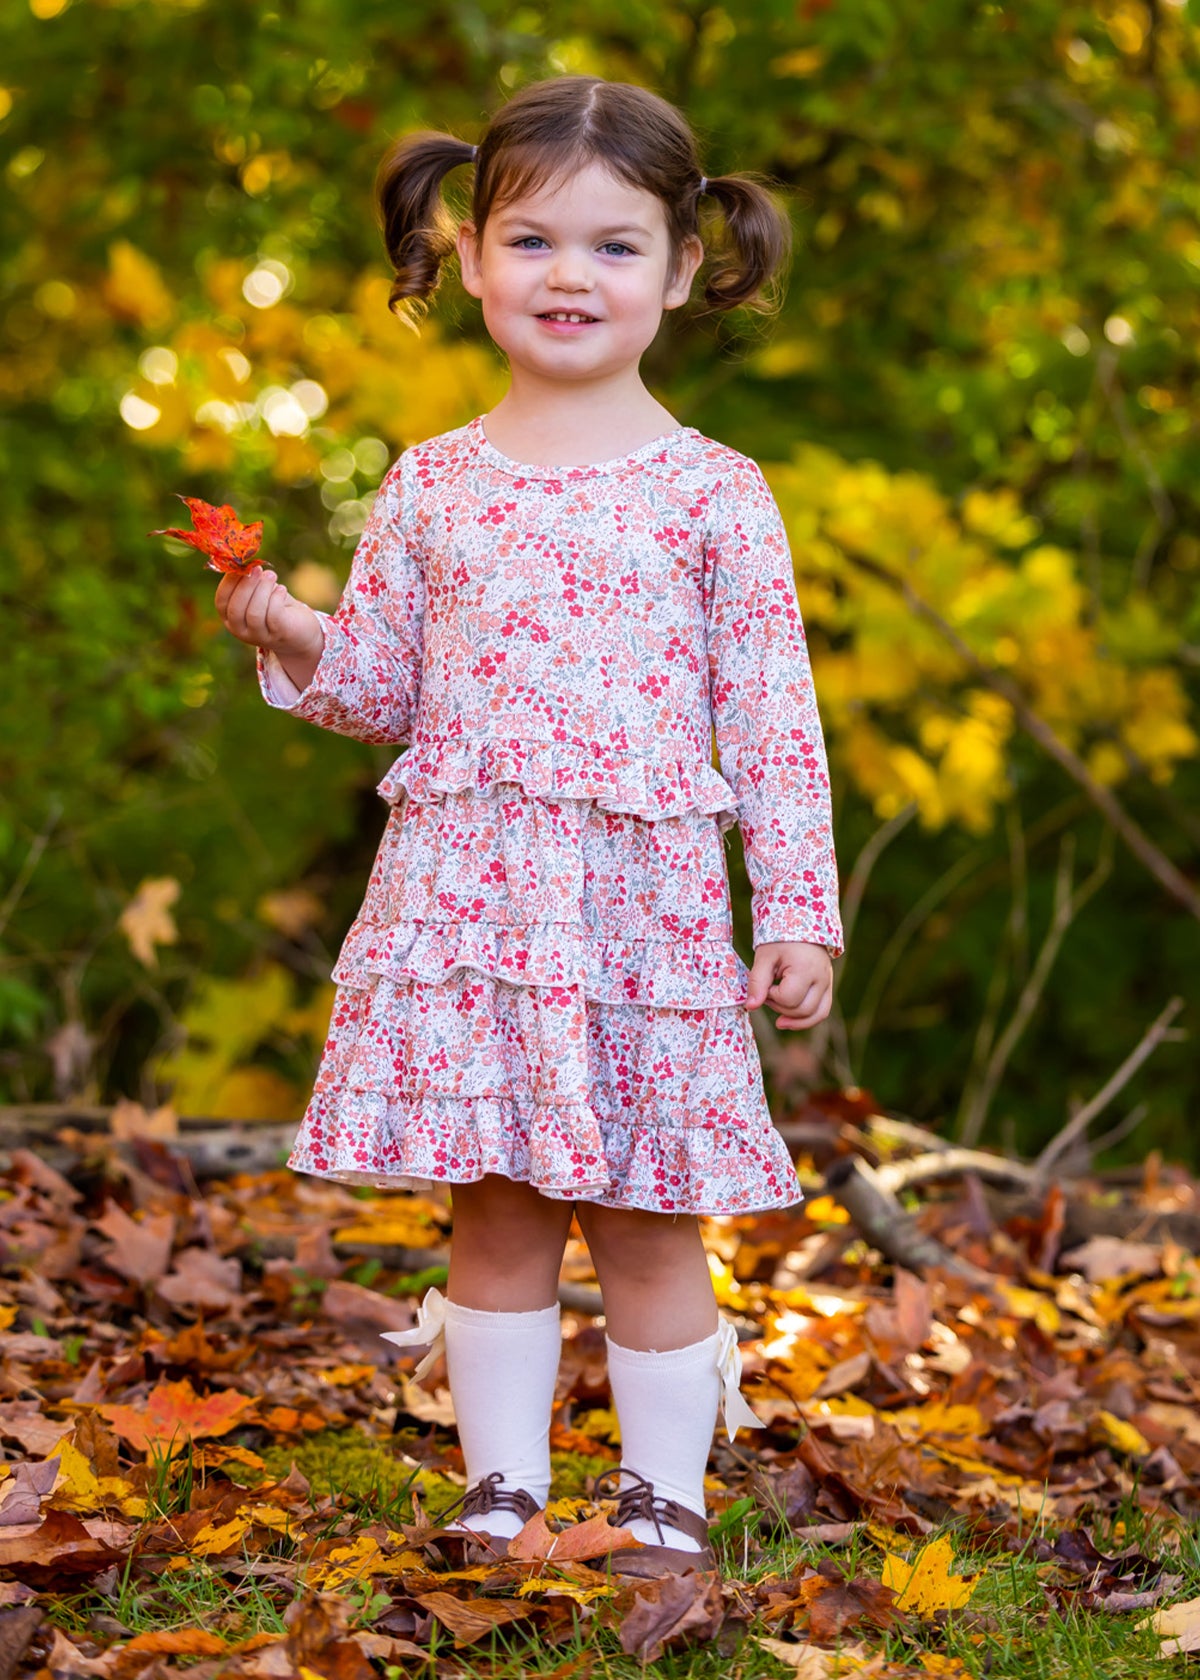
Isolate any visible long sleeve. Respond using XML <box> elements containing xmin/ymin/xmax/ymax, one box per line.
<box><xmin>703</xmin><ymin>458</ymin><xmax>844</xmax><ymax>956</ymax></box>
<box><xmin>257</xmin><ymin>451</ymin><xmax>426</xmax><ymax>745</ymax></box>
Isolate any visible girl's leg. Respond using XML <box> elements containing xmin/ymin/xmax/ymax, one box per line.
<box><xmin>440</xmin><ymin>1176</ymin><xmax>573</xmax><ymax>1536</ymax></box>
<box><xmin>576</xmin><ymin>1204</ymin><xmax>721</xmax><ymax>1554</ymax></box>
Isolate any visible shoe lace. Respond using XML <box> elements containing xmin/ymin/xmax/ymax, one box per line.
<box><xmin>594</xmin><ymin>1468</ymin><xmax>667</xmax><ymax>1544</ymax></box>
<box><xmin>438</xmin><ymin>1471</ymin><xmax>531</xmax><ymax>1527</ymax></box>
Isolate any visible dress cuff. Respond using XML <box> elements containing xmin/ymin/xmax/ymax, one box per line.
<box><xmin>752</xmin><ymin>892</ymin><xmax>843</xmax><ymax>957</ymax></box>
<box><xmin>255</xmin><ymin>614</ymin><xmax>332</xmax><ymax>713</ymax></box>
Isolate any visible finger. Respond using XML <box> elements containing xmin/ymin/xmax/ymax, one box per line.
<box><xmin>242</xmin><ymin>571</ymin><xmax>279</xmax><ymax>643</ymax></box>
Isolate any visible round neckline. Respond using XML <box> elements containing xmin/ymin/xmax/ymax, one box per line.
<box><xmin>470</xmin><ymin>413</ymin><xmax>696</xmax><ymax>479</ymax></box>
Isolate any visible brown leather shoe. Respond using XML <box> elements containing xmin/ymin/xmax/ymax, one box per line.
<box><xmin>595</xmin><ymin>1469</ymin><xmax>717</xmax><ymax>1577</ymax></box>
<box><xmin>433</xmin><ymin>1471</ymin><xmax>541</xmax><ymax>1559</ymax></box>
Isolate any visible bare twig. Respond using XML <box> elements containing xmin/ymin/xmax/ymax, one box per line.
<box><xmin>823</xmin><ymin>1155</ymin><xmax>997</xmax><ymax>1287</ymax></box>
<box><xmin>1035</xmin><ymin>997</ymin><xmax>1186</xmax><ymax>1178</ymax></box>
<box><xmin>0</xmin><ymin>802</ymin><xmax>62</xmax><ymax>942</ymax></box>
<box><xmin>957</xmin><ymin>827</ymin><xmax>1113</xmax><ymax>1146</ymax></box>
<box><xmin>875</xmin><ymin>1148</ymin><xmax>1041</xmax><ymax>1196</ymax></box>
<box><xmin>839</xmin><ymin>549</ymin><xmax>1200</xmax><ymax>922</ymax></box>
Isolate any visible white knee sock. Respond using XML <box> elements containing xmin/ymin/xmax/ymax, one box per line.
<box><xmin>605</xmin><ymin>1329</ymin><xmax>724</xmax><ymax>1552</ymax></box>
<box><xmin>442</xmin><ymin>1296</ymin><xmax>562</xmax><ymax>1537</ymax></box>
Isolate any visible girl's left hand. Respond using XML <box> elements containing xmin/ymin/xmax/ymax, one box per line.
<box><xmin>745</xmin><ymin>941</ymin><xmax>833</xmax><ymax>1029</ymax></box>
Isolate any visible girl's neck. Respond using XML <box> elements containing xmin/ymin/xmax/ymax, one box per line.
<box><xmin>483</xmin><ymin>375</ymin><xmax>681</xmax><ymax>468</ymax></box>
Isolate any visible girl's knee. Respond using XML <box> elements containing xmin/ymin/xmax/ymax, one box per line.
<box><xmin>578</xmin><ymin>1204</ymin><xmax>702</xmax><ymax>1275</ymax></box>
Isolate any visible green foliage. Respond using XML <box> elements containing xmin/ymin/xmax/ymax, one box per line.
<box><xmin>1</xmin><ymin>0</ymin><xmax>1195</xmax><ymax>1155</ymax></box>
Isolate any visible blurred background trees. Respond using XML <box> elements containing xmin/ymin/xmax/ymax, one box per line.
<box><xmin>2</xmin><ymin>0</ymin><xmax>1196</xmax><ymax>1159</ymax></box>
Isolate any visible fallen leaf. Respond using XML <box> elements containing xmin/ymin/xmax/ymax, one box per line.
<box><xmin>752</xmin><ymin>1638</ymin><xmax>840</xmax><ymax>1678</ymax></box>
<box><xmin>0</xmin><ymin>1404</ymin><xmax>73</xmax><ymax>1459</ymax></box>
<box><xmin>1140</xmin><ymin>1592</ymin><xmax>1200</xmax><ymax>1656</ymax></box>
<box><xmin>150</xmin><ymin>495</ymin><xmax>264</xmax><ymax>574</ymax></box>
<box><xmin>0</xmin><ymin>1605</ymin><xmax>43</xmax><ymax>1680</ymax></box>
<box><xmin>508</xmin><ymin>1508</ymin><xmax>638</xmax><ymax>1563</ymax></box>
<box><xmin>1091</xmin><ymin>1410</ymin><xmax>1151</xmax><ymax>1458</ymax></box>
<box><xmin>156</xmin><ymin>1247</ymin><xmax>243</xmax><ymax>1313</ymax></box>
<box><xmin>120</xmin><ymin>1629</ymin><xmax>228</xmax><ymax>1656</ymax></box>
<box><xmin>107</xmin><ymin>1098</ymin><xmax>179</xmax><ymax>1141</ymax></box>
<box><xmin>99</xmin><ymin>1378</ymin><xmax>253</xmax><ymax>1457</ymax></box>
<box><xmin>515</xmin><ymin>1575</ymin><xmax>615</xmax><ymax>1604</ymax></box>
<box><xmin>616</xmin><ymin>1569</ymin><xmax>725</xmax><ymax>1664</ymax></box>
<box><xmin>118</xmin><ymin>878</ymin><xmax>180</xmax><ymax>969</ymax></box>
<box><xmin>0</xmin><ymin>1510</ymin><xmax>125</xmax><ymax>1584</ymax></box>
<box><xmin>881</xmin><ymin>1536</ymin><xmax>979</xmax><ymax>1616</ymax></box>
<box><xmin>93</xmin><ymin>1201</ymin><xmax>175</xmax><ymax>1287</ymax></box>
<box><xmin>411</xmin><ymin>1590</ymin><xmax>532</xmax><ymax>1645</ymax></box>
<box><xmin>801</xmin><ymin>1569</ymin><xmax>900</xmax><ymax>1640</ymax></box>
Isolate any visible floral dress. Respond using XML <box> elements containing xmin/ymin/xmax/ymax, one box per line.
<box><xmin>258</xmin><ymin>415</ymin><xmax>843</xmax><ymax>1215</ymax></box>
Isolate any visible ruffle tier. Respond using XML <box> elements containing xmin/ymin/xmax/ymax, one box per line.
<box><xmin>288</xmin><ymin>974</ymin><xmax>803</xmax><ymax>1215</ymax></box>
<box><xmin>377</xmin><ymin>735</ymin><xmax>741</xmax><ymax>832</ymax></box>
<box><xmin>334</xmin><ymin>918</ymin><xmax>749</xmax><ymax>1008</ymax></box>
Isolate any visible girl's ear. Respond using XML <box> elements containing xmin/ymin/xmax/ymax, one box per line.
<box><xmin>457</xmin><ymin>220</ymin><xmax>483</xmax><ymax>298</ymax></box>
<box><xmin>663</xmin><ymin>234</ymin><xmax>705</xmax><ymax>311</ymax></box>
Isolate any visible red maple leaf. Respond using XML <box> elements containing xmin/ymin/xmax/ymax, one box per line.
<box><xmin>150</xmin><ymin>495</ymin><xmax>263</xmax><ymax>574</ymax></box>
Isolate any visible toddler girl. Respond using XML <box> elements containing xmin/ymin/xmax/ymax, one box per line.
<box><xmin>216</xmin><ymin>74</ymin><xmax>843</xmax><ymax>1577</ymax></box>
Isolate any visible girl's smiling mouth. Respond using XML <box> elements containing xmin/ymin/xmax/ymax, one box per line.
<box><xmin>537</xmin><ymin>311</ymin><xmax>599</xmax><ymax>324</ymax></box>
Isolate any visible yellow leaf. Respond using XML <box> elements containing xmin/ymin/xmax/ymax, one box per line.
<box><xmin>882</xmin><ymin>1535</ymin><xmax>980</xmax><ymax>1615</ymax></box>
<box><xmin>316</xmin><ymin>1364</ymin><xmax>378</xmax><ymax>1388</ymax></box>
<box><xmin>996</xmin><ymin>1283</ymin><xmax>1061</xmax><ymax>1335</ymax></box>
<box><xmin>1092</xmin><ymin>1410</ymin><xmax>1151</xmax><ymax>1458</ymax></box>
<box><xmin>104</xmin><ymin>240</ymin><xmax>174</xmax><ymax>328</ymax></box>
<box><xmin>889</xmin><ymin>1402</ymin><xmax>984</xmax><ymax>1443</ymax></box>
<box><xmin>119</xmin><ymin>877</ymin><xmax>180</xmax><ymax>968</ymax></box>
<box><xmin>0</xmin><ymin>1306</ymin><xmax>16</xmax><ymax>1331</ymax></box>
<box><xmin>515</xmin><ymin>1576</ymin><xmax>615</xmax><ymax>1604</ymax></box>
<box><xmin>191</xmin><ymin>1515</ymin><xmax>251</xmax><ymax>1556</ymax></box>
<box><xmin>802</xmin><ymin>1196</ymin><xmax>850</xmax><ymax>1225</ymax></box>
<box><xmin>47</xmin><ymin>1439</ymin><xmax>146</xmax><ymax>1519</ymax></box>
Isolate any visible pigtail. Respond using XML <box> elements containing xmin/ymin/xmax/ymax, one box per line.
<box><xmin>697</xmin><ymin>172</ymin><xmax>792</xmax><ymax>317</ymax></box>
<box><xmin>374</xmin><ymin>131</ymin><xmax>477</xmax><ymax>320</ymax></box>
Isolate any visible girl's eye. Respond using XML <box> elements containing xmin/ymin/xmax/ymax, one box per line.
<box><xmin>513</xmin><ymin>236</ymin><xmax>547</xmax><ymax>250</ymax></box>
<box><xmin>601</xmin><ymin>242</ymin><xmax>634</xmax><ymax>257</ymax></box>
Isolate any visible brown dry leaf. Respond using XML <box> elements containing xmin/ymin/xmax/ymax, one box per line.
<box><xmin>801</xmin><ymin>1569</ymin><xmax>900</xmax><ymax>1640</ymax></box>
<box><xmin>0</xmin><ymin>1607</ymin><xmax>45</xmax><ymax>1679</ymax></box>
<box><xmin>156</xmin><ymin>1247</ymin><xmax>243</xmax><ymax>1313</ymax></box>
<box><xmin>411</xmin><ymin>1589</ymin><xmax>533</xmax><ymax>1645</ymax></box>
<box><xmin>0</xmin><ymin>1459</ymin><xmax>62</xmax><ymax>1527</ymax></box>
<box><xmin>615</xmin><ymin>1568</ymin><xmax>725</xmax><ymax>1664</ymax></box>
<box><xmin>120</xmin><ymin>1628</ymin><xmax>228</xmax><ymax>1657</ymax></box>
<box><xmin>42</xmin><ymin>1625</ymin><xmax>117</xmax><ymax>1677</ymax></box>
<box><xmin>93</xmin><ymin>1200</ymin><xmax>175</xmax><ymax>1286</ymax></box>
<box><xmin>0</xmin><ymin>1510</ymin><xmax>126</xmax><ymax>1584</ymax></box>
<box><xmin>107</xmin><ymin>1098</ymin><xmax>179</xmax><ymax>1141</ymax></box>
<box><xmin>118</xmin><ymin>877</ymin><xmax>180</xmax><ymax>968</ymax></box>
<box><xmin>0</xmin><ymin>1403</ymin><xmax>74</xmax><ymax>1459</ymax></box>
<box><xmin>508</xmin><ymin>1508</ymin><xmax>637</xmax><ymax>1563</ymax></box>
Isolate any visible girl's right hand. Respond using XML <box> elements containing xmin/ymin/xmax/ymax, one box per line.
<box><xmin>215</xmin><ymin>564</ymin><xmax>325</xmax><ymax>674</ymax></box>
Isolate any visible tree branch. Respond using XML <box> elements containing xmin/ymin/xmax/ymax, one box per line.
<box><xmin>839</xmin><ymin>549</ymin><xmax>1200</xmax><ymax>922</ymax></box>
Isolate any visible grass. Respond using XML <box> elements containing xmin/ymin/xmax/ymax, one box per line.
<box><xmin>41</xmin><ymin>1430</ymin><xmax>1199</xmax><ymax>1677</ymax></box>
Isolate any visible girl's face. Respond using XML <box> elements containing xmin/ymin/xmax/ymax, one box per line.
<box><xmin>456</xmin><ymin>161</ymin><xmax>703</xmax><ymax>386</ymax></box>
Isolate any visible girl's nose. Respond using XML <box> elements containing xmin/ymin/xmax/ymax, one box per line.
<box><xmin>547</xmin><ymin>253</ymin><xmax>594</xmax><ymax>292</ymax></box>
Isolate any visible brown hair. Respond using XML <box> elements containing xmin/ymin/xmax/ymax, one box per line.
<box><xmin>374</xmin><ymin>76</ymin><xmax>791</xmax><ymax>323</ymax></box>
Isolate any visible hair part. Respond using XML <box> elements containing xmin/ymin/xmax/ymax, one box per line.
<box><xmin>374</xmin><ymin>76</ymin><xmax>791</xmax><ymax>323</ymax></box>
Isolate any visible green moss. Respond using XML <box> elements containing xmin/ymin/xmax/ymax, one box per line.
<box><xmin>549</xmin><ymin>1451</ymin><xmax>617</xmax><ymax>1498</ymax></box>
<box><xmin>259</xmin><ymin>1427</ymin><xmax>460</xmax><ymax>1515</ymax></box>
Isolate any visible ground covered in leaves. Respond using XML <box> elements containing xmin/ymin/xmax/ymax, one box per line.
<box><xmin>1</xmin><ymin>1105</ymin><xmax>1200</xmax><ymax>1678</ymax></box>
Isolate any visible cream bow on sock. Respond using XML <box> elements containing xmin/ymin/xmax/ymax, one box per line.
<box><xmin>380</xmin><ymin>1286</ymin><xmax>447</xmax><ymax>1380</ymax></box>
<box><xmin>716</xmin><ymin>1316</ymin><xmax>763</xmax><ymax>1442</ymax></box>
